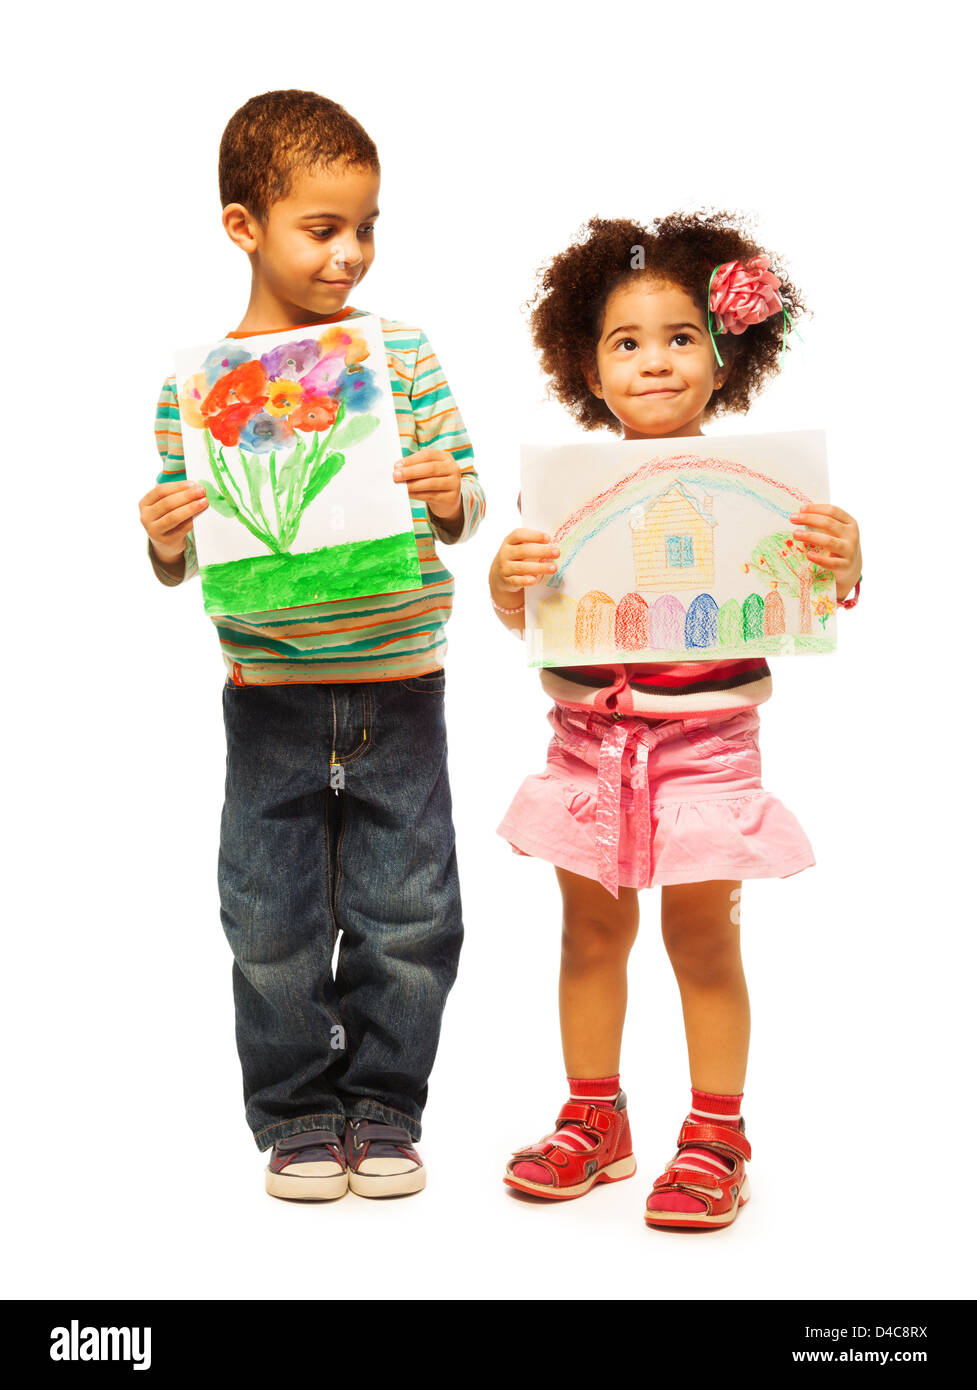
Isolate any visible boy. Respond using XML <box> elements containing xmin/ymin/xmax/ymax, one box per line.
<box><xmin>139</xmin><ymin>90</ymin><xmax>484</xmax><ymax>1201</ymax></box>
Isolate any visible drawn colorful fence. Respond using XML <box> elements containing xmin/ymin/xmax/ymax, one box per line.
<box><xmin>537</xmin><ymin>585</ymin><xmax>822</xmax><ymax>656</ymax></box>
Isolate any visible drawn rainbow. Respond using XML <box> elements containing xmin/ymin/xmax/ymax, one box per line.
<box><xmin>546</xmin><ymin>454</ymin><xmax>810</xmax><ymax>586</ymax></box>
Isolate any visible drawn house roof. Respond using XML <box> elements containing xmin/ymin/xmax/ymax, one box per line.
<box><xmin>631</xmin><ymin>480</ymin><xmax>718</xmax><ymax>530</ymax></box>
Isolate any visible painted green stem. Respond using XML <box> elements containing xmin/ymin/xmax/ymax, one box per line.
<box><xmin>205</xmin><ymin>434</ymin><xmax>279</xmax><ymax>552</ymax></box>
<box><xmin>205</xmin><ymin>443</ymin><xmax>238</xmax><ymax>516</ymax></box>
<box><xmin>282</xmin><ymin>435</ymin><xmax>310</xmax><ymax>536</ymax></box>
<box><xmin>207</xmin><ymin>435</ymin><xmax>262</xmax><ymax>533</ymax></box>
<box><xmin>238</xmin><ymin>445</ymin><xmax>277</xmax><ymax>542</ymax></box>
<box><xmin>203</xmin><ymin>395</ymin><xmax>350</xmax><ymax>557</ymax></box>
<box><xmin>283</xmin><ymin>400</ymin><xmax>347</xmax><ymax>549</ymax></box>
<box><xmin>216</xmin><ymin>444</ymin><xmax>262</xmax><ymax>531</ymax></box>
<box><xmin>269</xmin><ymin>451</ymin><xmax>283</xmax><ymax>539</ymax></box>
<box><xmin>282</xmin><ymin>434</ymin><xmax>321</xmax><ymax>549</ymax></box>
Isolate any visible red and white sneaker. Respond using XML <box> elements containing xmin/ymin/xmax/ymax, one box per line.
<box><xmin>644</xmin><ymin>1119</ymin><xmax>751</xmax><ymax>1229</ymax></box>
<box><xmin>504</xmin><ymin>1091</ymin><xmax>637</xmax><ymax>1199</ymax></box>
<box><xmin>265</xmin><ymin>1129</ymin><xmax>348</xmax><ymax>1201</ymax></box>
<box><xmin>344</xmin><ymin>1120</ymin><xmax>426</xmax><ymax>1197</ymax></box>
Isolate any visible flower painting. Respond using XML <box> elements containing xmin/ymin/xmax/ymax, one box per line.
<box><xmin>520</xmin><ymin>431</ymin><xmax>835</xmax><ymax>667</ymax></box>
<box><xmin>174</xmin><ymin>316</ymin><xmax>421</xmax><ymax>616</ymax></box>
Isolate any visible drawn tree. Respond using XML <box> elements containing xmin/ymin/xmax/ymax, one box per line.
<box><xmin>746</xmin><ymin>530</ymin><xmax>833</xmax><ymax>634</ymax></box>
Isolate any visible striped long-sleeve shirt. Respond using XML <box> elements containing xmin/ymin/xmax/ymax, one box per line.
<box><xmin>152</xmin><ymin>309</ymin><xmax>485</xmax><ymax>685</ymax></box>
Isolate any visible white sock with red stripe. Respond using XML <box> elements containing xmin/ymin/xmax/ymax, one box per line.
<box><xmin>647</xmin><ymin>1087</ymin><xmax>744</xmax><ymax>1214</ymax></box>
<box><xmin>511</xmin><ymin>1075</ymin><xmax>620</xmax><ymax>1186</ymax></box>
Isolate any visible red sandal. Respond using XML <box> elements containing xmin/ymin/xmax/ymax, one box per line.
<box><xmin>504</xmin><ymin>1092</ymin><xmax>637</xmax><ymax>1199</ymax></box>
<box><xmin>644</xmin><ymin>1119</ymin><xmax>751</xmax><ymax>1229</ymax></box>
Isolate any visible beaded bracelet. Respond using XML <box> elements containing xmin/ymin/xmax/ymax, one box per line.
<box><xmin>491</xmin><ymin>591</ymin><xmax>526</xmax><ymax>614</ymax></box>
<box><xmin>837</xmin><ymin>576</ymin><xmax>861</xmax><ymax>610</ymax></box>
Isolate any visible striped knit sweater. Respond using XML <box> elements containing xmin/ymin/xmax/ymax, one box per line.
<box><xmin>514</xmin><ymin>492</ymin><xmax>771</xmax><ymax>717</ymax></box>
<box><xmin>152</xmin><ymin>309</ymin><xmax>485</xmax><ymax>685</ymax></box>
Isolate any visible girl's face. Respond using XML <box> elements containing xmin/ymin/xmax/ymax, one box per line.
<box><xmin>585</xmin><ymin>279</ymin><xmax>725</xmax><ymax>439</ymax></box>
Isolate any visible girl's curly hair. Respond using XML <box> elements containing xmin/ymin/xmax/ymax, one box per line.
<box><xmin>528</xmin><ymin>209</ymin><xmax>806</xmax><ymax>430</ymax></box>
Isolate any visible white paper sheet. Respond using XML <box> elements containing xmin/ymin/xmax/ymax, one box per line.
<box><xmin>521</xmin><ymin>430</ymin><xmax>834</xmax><ymax>665</ymax></box>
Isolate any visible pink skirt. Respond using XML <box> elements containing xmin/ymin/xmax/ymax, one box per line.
<box><xmin>497</xmin><ymin>703</ymin><xmax>815</xmax><ymax>898</ymax></box>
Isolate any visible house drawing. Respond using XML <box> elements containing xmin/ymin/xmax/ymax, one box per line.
<box><xmin>629</xmin><ymin>481</ymin><xmax>717</xmax><ymax>591</ymax></box>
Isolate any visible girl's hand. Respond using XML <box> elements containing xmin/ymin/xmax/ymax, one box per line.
<box><xmin>490</xmin><ymin>528</ymin><xmax>561</xmax><ymax>597</ymax></box>
<box><xmin>394</xmin><ymin>448</ymin><xmax>463</xmax><ymax>536</ymax></box>
<box><xmin>789</xmin><ymin>503</ymin><xmax>862</xmax><ymax>603</ymax></box>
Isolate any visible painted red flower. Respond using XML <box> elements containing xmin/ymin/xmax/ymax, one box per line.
<box><xmin>208</xmin><ymin>400</ymin><xmax>265</xmax><ymax>446</ymax></box>
<box><xmin>202</xmin><ymin>361</ymin><xmax>269</xmax><ymax>445</ymax></box>
<box><xmin>291</xmin><ymin>395</ymin><xmax>340</xmax><ymax>433</ymax></box>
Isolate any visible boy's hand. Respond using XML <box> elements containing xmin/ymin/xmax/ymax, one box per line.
<box><xmin>140</xmin><ymin>481</ymin><xmax>208</xmax><ymax>569</ymax></box>
<box><xmin>393</xmin><ymin>448</ymin><xmax>463</xmax><ymax>536</ymax></box>
<box><xmin>789</xmin><ymin>503</ymin><xmax>862</xmax><ymax>602</ymax></box>
<box><xmin>490</xmin><ymin>528</ymin><xmax>561</xmax><ymax>599</ymax></box>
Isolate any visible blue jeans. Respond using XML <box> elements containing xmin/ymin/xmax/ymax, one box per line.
<box><xmin>218</xmin><ymin>672</ymin><xmax>463</xmax><ymax>1151</ymax></box>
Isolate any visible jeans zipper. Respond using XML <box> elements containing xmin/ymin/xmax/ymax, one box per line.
<box><xmin>329</xmin><ymin>691</ymin><xmax>345</xmax><ymax>793</ymax></box>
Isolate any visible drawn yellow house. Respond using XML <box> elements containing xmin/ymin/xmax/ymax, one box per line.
<box><xmin>630</xmin><ymin>482</ymin><xmax>717</xmax><ymax>591</ymax></box>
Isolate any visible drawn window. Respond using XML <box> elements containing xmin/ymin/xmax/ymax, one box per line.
<box><xmin>666</xmin><ymin>535</ymin><xmax>695</xmax><ymax>567</ymax></box>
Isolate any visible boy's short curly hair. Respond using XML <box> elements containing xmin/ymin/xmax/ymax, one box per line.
<box><xmin>528</xmin><ymin>210</ymin><xmax>807</xmax><ymax>430</ymax></box>
<box><xmin>218</xmin><ymin>89</ymin><xmax>380</xmax><ymax>226</ymax></box>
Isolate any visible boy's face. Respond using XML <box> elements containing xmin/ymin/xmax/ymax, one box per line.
<box><xmin>585</xmin><ymin>280</ymin><xmax>724</xmax><ymax>439</ymax></box>
<box><xmin>227</xmin><ymin>161</ymin><xmax>381</xmax><ymax>327</ymax></box>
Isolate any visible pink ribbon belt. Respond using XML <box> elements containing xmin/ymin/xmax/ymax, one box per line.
<box><xmin>553</xmin><ymin>709</ymin><xmax>711</xmax><ymax>899</ymax></box>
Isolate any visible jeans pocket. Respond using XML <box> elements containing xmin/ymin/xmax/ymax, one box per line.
<box><xmin>398</xmin><ymin>670</ymin><xmax>446</xmax><ymax>694</ymax></box>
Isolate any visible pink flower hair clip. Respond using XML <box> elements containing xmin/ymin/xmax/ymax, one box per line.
<box><xmin>707</xmin><ymin>255</ymin><xmax>794</xmax><ymax>367</ymax></box>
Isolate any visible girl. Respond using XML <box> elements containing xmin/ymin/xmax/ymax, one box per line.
<box><xmin>489</xmin><ymin>211</ymin><xmax>862</xmax><ymax>1229</ymax></box>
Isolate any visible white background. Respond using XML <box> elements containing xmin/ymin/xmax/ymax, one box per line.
<box><xmin>3</xmin><ymin>0</ymin><xmax>973</xmax><ymax>1303</ymax></box>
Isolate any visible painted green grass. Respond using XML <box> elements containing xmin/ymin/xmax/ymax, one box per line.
<box><xmin>530</xmin><ymin>632</ymin><xmax>835</xmax><ymax>667</ymax></box>
<box><xmin>200</xmin><ymin>532</ymin><xmax>421</xmax><ymax>616</ymax></box>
